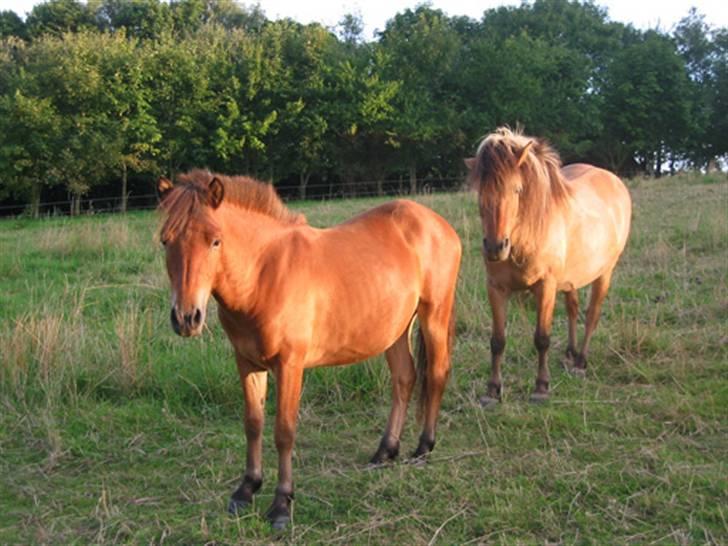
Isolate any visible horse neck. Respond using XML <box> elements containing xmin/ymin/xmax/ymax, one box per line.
<box><xmin>213</xmin><ymin>204</ymin><xmax>295</xmax><ymax>312</ymax></box>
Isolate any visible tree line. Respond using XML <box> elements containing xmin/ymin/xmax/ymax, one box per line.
<box><xmin>0</xmin><ymin>0</ymin><xmax>725</xmax><ymax>216</ymax></box>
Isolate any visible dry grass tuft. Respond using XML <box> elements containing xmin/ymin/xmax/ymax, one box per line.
<box><xmin>114</xmin><ymin>301</ymin><xmax>146</xmax><ymax>389</ymax></box>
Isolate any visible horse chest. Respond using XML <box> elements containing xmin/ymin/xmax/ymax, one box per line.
<box><xmin>486</xmin><ymin>260</ymin><xmax>544</xmax><ymax>291</ymax></box>
<box><xmin>218</xmin><ymin>308</ymin><xmax>281</xmax><ymax>367</ymax></box>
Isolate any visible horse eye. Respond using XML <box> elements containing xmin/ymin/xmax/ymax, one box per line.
<box><xmin>161</xmin><ymin>239</ymin><xmax>168</xmax><ymax>247</ymax></box>
<box><xmin>212</xmin><ymin>239</ymin><xmax>221</xmax><ymax>248</ymax></box>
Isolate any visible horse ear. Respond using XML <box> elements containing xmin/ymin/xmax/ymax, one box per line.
<box><xmin>208</xmin><ymin>177</ymin><xmax>225</xmax><ymax>209</ymax></box>
<box><xmin>517</xmin><ymin>141</ymin><xmax>534</xmax><ymax>167</ymax></box>
<box><xmin>158</xmin><ymin>176</ymin><xmax>174</xmax><ymax>200</ymax></box>
<box><xmin>464</xmin><ymin>157</ymin><xmax>476</xmax><ymax>171</ymax></box>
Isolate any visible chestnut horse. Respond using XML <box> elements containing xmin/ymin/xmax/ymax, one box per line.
<box><xmin>466</xmin><ymin>127</ymin><xmax>631</xmax><ymax>405</ymax></box>
<box><xmin>157</xmin><ymin>170</ymin><xmax>461</xmax><ymax>529</ymax></box>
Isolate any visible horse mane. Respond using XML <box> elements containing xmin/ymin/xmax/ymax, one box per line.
<box><xmin>472</xmin><ymin>126</ymin><xmax>571</xmax><ymax>259</ymax></box>
<box><xmin>159</xmin><ymin>169</ymin><xmax>306</xmax><ymax>240</ymax></box>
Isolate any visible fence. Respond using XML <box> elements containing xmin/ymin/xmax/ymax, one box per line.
<box><xmin>0</xmin><ymin>176</ymin><xmax>467</xmax><ymax>219</ymax></box>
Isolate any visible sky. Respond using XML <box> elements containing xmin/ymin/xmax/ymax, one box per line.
<box><xmin>2</xmin><ymin>0</ymin><xmax>727</xmax><ymax>40</ymax></box>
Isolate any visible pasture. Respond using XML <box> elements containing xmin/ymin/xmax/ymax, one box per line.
<box><xmin>0</xmin><ymin>173</ymin><xmax>726</xmax><ymax>544</ymax></box>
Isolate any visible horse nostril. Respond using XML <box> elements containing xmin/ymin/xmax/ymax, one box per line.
<box><xmin>170</xmin><ymin>308</ymin><xmax>181</xmax><ymax>334</ymax></box>
<box><xmin>193</xmin><ymin>308</ymin><xmax>202</xmax><ymax>327</ymax></box>
<box><xmin>503</xmin><ymin>238</ymin><xmax>510</xmax><ymax>247</ymax></box>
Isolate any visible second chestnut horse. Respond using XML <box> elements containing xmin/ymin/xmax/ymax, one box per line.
<box><xmin>158</xmin><ymin>170</ymin><xmax>461</xmax><ymax>529</ymax></box>
<box><xmin>466</xmin><ymin>127</ymin><xmax>631</xmax><ymax>404</ymax></box>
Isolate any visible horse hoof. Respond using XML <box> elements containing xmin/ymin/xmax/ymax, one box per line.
<box><xmin>570</xmin><ymin>366</ymin><xmax>586</xmax><ymax>378</ymax></box>
<box><xmin>369</xmin><ymin>444</ymin><xmax>399</xmax><ymax>467</ymax></box>
<box><xmin>227</xmin><ymin>497</ymin><xmax>250</xmax><ymax>516</ymax></box>
<box><xmin>270</xmin><ymin>514</ymin><xmax>290</xmax><ymax>531</ymax></box>
<box><xmin>367</xmin><ymin>458</ymin><xmax>390</xmax><ymax>469</ymax></box>
<box><xmin>406</xmin><ymin>454</ymin><xmax>428</xmax><ymax>467</ymax></box>
<box><xmin>479</xmin><ymin>395</ymin><xmax>500</xmax><ymax>408</ymax></box>
<box><xmin>529</xmin><ymin>392</ymin><xmax>549</xmax><ymax>403</ymax></box>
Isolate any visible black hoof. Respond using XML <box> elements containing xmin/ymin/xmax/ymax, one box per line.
<box><xmin>411</xmin><ymin>435</ymin><xmax>435</xmax><ymax>461</ymax></box>
<box><xmin>227</xmin><ymin>475</ymin><xmax>261</xmax><ymax>516</ymax></box>
<box><xmin>529</xmin><ymin>391</ymin><xmax>549</xmax><ymax>403</ymax></box>
<box><xmin>369</xmin><ymin>440</ymin><xmax>399</xmax><ymax>466</ymax></box>
<box><xmin>480</xmin><ymin>382</ymin><xmax>502</xmax><ymax>407</ymax></box>
<box><xmin>270</xmin><ymin>513</ymin><xmax>290</xmax><ymax>531</ymax></box>
<box><xmin>227</xmin><ymin>497</ymin><xmax>250</xmax><ymax>516</ymax></box>
<box><xmin>570</xmin><ymin>354</ymin><xmax>587</xmax><ymax>376</ymax></box>
<box><xmin>266</xmin><ymin>492</ymin><xmax>293</xmax><ymax>532</ymax></box>
<box><xmin>267</xmin><ymin>506</ymin><xmax>291</xmax><ymax>531</ymax></box>
<box><xmin>479</xmin><ymin>394</ymin><xmax>500</xmax><ymax>408</ymax></box>
<box><xmin>531</xmin><ymin>380</ymin><xmax>549</xmax><ymax>403</ymax></box>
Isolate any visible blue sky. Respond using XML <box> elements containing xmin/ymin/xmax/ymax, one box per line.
<box><xmin>2</xmin><ymin>0</ymin><xmax>726</xmax><ymax>40</ymax></box>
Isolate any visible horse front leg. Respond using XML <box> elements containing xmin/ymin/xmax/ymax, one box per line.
<box><xmin>531</xmin><ymin>278</ymin><xmax>557</xmax><ymax>402</ymax></box>
<box><xmin>229</xmin><ymin>355</ymin><xmax>268</xmax><ymax>515</ymax></box>
<box><xmin>267</xmin><ymin>362</ymin><xmax>304</xmax><ymax>531</ymax></box>
<box><xmin>480</xmin><ymin>282</ymin><xmax>509</xmax><ymax>406</ymax></box>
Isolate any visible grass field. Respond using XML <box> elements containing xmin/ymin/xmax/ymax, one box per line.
<box><xmin>1</xmin><ymin>173</ymin><xmax>726</xmax><ymax>544</ymax></box>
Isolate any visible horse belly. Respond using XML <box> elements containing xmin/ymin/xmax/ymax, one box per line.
<box><xmin>306</xmin><ymin>280</ymin><xmax>419</xmax><ymax>368</ymax></box>
<box><xmin>562</xmin><ymin>184</ymin><xmax>630</xmax><ymax>289</ymax></box>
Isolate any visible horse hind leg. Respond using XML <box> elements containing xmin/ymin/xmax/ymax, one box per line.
<box><xmin>563</xmin><ymin>289</ymin><xmax>580</xmax><ymax>367</ymax></box>
<box><xmin>571</xmin><ymin>270</ymin><xmax>614</xmax><ymax>377</ymax></box>
<box><xmin>370</xmin><ymin>327</ymin><xmax>416</xmax><ymax>465</ymax></box>
<box><xmin>412</xmin><ymin>298</ymin><xmax>454</xmax><ymax>459</ymax></box>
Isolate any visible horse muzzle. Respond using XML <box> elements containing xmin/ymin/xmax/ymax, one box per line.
<box><xmin>483</xmin><ymin>237</ymin><xmax>511</xmax><ymax>262</ymax></box>
<box><xmin>170</xmin><ymin>306</ymin><xmax>205</xmax><ymax>337</ymax></box>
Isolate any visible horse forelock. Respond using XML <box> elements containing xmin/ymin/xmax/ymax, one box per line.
<box><xmin>158</xmin><ymin>183</ymin><xmax>205</xmax><ymax>243</ymax></box>
<box><xmin>474</xmin><ymin>127</ymin><xmax>572</xmax><ymax>259</ymax></box>
<box><xmin>157</xmin><ymin>170</ymin><xmax>306</xmax><ymax>241</ymax></box>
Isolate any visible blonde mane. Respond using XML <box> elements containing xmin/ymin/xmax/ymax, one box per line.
<box><xmin>473</xmin><ymin>127</ymin><xmax>571</xmax><ymax>260</ymax></box>
<box><xmin>159</xmin><ymin>169</ymin><xmax>306</xmax><ymax>240</ymax></box>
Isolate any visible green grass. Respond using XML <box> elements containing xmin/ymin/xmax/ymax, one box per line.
<box><xmin>1</xmin><ymin>173</ymin><xmax>727</xmax><ymax>544</ymax></box>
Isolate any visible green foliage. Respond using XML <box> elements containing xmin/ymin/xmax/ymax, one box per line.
<box><xmin>25</xmin><ymin>0</ymin><xmax>96</xmax><ymax>38</ymax></box>
<box><xmin>602</xmin><ymin>31</ymin><xmax>693</xmax><ymax>173</ymax></box>
<box><xmin>0</xmin><ymin>1</ymin><xmax>725</xmax><ymax>210</ymax></box>
<box><xmin>0</xmin><ymin>10</ymin><xmax>27</xmax><ymax>40</ymax></box>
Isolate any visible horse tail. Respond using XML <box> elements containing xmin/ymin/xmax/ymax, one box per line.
<box><xmin>415</xmin><ymin>322</ymin><xmax>428</xmax><ymax>423</ymax></box>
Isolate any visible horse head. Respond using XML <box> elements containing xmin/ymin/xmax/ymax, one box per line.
<box><xmin>466</xmin><ymin>131</ymin><xmax>534</xmax><ymax>262</ymax></box>
<box><xmin>158</xmin><ymin>174</ymin><xmax>225</xmax><ymax>337</ymax></box>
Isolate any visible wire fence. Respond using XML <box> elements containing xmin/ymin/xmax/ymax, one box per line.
<box><xmin>0</xmin><ymin>176</ymin><xmax>467</xmax><ymax>219</ymax></box>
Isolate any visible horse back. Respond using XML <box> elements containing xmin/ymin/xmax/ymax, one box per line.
<box><xmin>250</xmin><ymin>199</ymin><xmax>460</xmax><ymax>368</ymax></box>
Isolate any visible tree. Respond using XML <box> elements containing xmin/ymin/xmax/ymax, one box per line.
<box><xmin>95</xmin><ymin>0</ymin><xmax>173</xmax><ymax>40</ymax></box>
<box><xmin>145</xmin><ymin>33</ymin><xmax>205</xmax><ymax>174</ymax></box>
<box><xmin>95</xmin><ymin>32</ymin><xmax>161</xmax><ymax>211</ymax></box>
<box><xmin>378</xmin><ymin>6</ymin><xmax>464</xmax><ymax>192</ymax></box>
<box><xmin>25</xmin><ymin>0</ymin><xmax>96</xmax><ymax>38</ymax></box>
<box><xmin>707</xmin><ymin>28</ymin><xmax>728</xmax><ymax>165</ymax></box>
<box><xmin>22</xmin><ymin>32</ymin><xmax>128</xmax><ymax>214</ymax></box>
<box><xmin>675</xmin><ymin>10</ymin><xmax>728</xmax><ymax>168</ymax></box>
<box><xmin>0</xmin><ymin>10</ymin><xmax>27</xmax><ymax>40</ymax></box>
<box><xmin>263</xmin><ymin>21</ymin><xmax>338</xmax><ymax>198</ymax></box>
<box><xmin>601</xmin><ymin>31</ymin><xmax>693</xmax><ymax>174</ymax></box>
<box><xmin>0</xmin><ymin>90</ymin><xmax>62</xmax><ymax>217</ymax></box>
